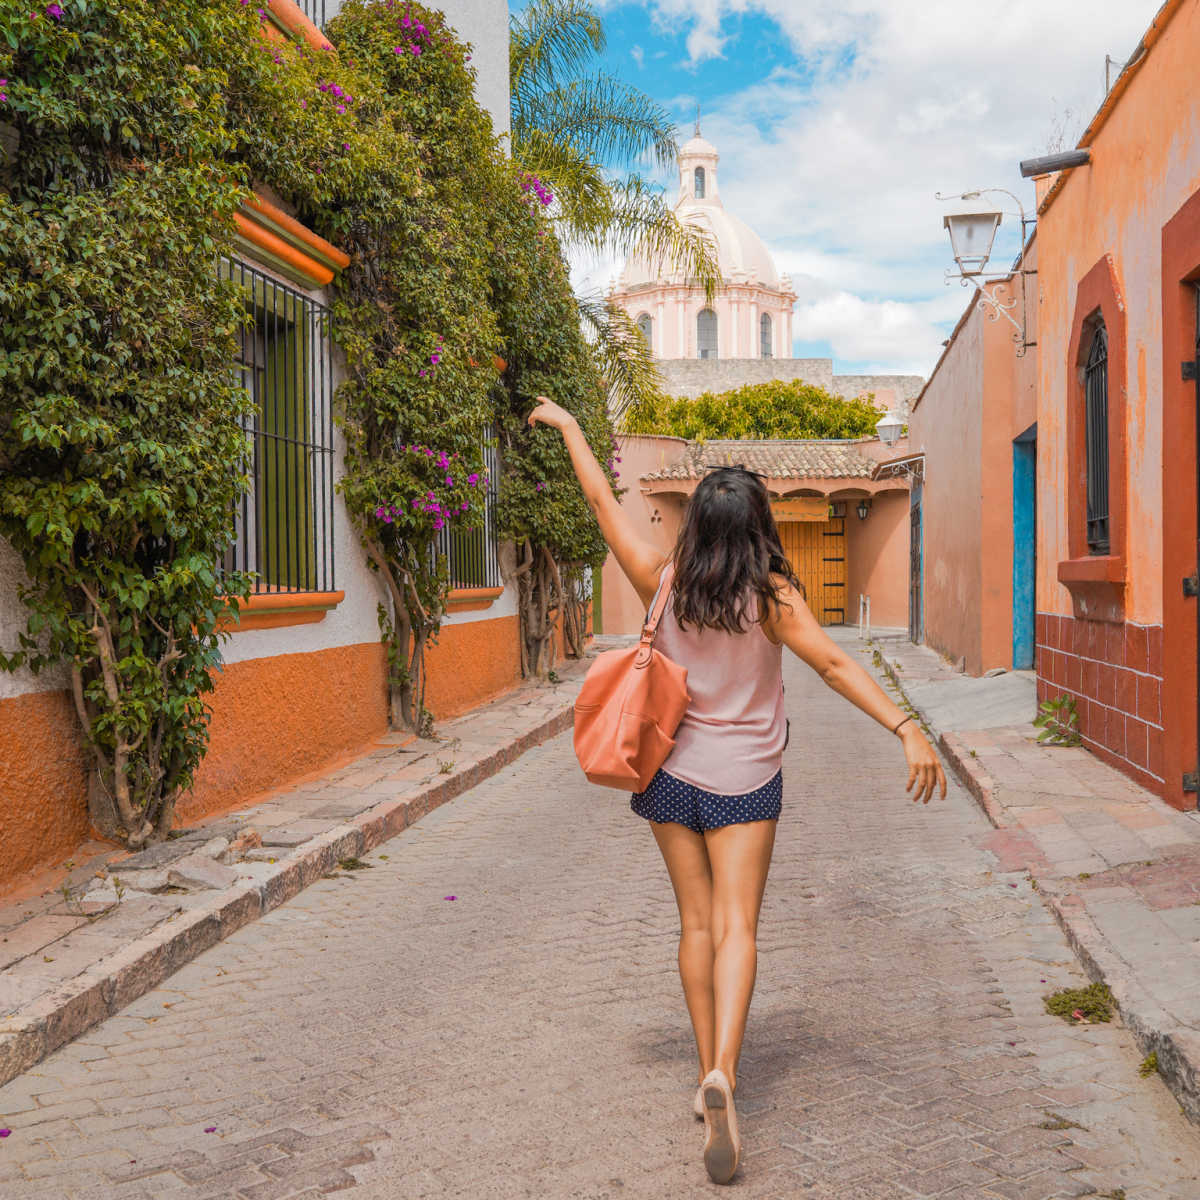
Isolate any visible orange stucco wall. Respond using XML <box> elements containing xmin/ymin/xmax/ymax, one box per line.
<box><xmin>424</xmin><ymin>613</ymin><xmax>523</xmax><ymax>720</ymax></box>
<box><xmin>1035</xmin><ymin>0</ymin><xmax>1199</xmax><ymax>805</ymax></box>
<box><xmin>181</xmin><ymin>641</ymin><xmax>390</xmax><ymax>822</ymax></box>
<box><xmin>0</xmin><ymin>690</ymin><xmax>92</xmax><ymax>886</ymax></box>
<box><xmin>0</xmin><ymin>610</ymin><xmax>526</xmax><ymax>895</ymax></box>
<box><xmin>1036</xmin><ymin>2</ymin><xmax>1200</xmax><ymax>627</ymax></box>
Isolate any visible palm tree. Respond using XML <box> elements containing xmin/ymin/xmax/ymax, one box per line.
<box><xmin>509</xmin><ymin>0</ymin><xmax>720</xmax><ymax>417</ymax></box>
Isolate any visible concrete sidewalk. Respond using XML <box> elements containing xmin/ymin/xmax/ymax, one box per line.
<box><xmin>0</xmin><ymin>649</ymin><xmax>611</xmax><ymax>1089</ymax></box>
<box><xmin>867</xmin><ymin>630</ymin><xmax>1200</xmax><ymax>1125</ymax></box>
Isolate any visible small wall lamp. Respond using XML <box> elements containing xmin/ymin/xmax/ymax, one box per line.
<box><xmin>856</xmin><ymin>499</ymin><xmax>871</xmax><ymax>521</ymax></box>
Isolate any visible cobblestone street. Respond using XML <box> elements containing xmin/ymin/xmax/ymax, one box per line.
<box><xmin>1</xmin><ymin>637</ymin><xmax>1197</xmax><ymax>1198</ymax></box>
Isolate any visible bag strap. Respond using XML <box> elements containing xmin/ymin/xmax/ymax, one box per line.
<box><xmin>635</xmin><ymin>561</ymin><xmax>675</xmax><ymax>664</ymax></box>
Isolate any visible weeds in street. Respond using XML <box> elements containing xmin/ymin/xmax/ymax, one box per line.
<box><xmin>1043</xmin><ymin>981</ymin><xmax>1114</xmax><ymax>1023</ymax></box>
<box><xmin>1038</xmin><ymin>1110</ymin><xmax>1086</xmax><ymax>1131</ymax></box>
<box><xmin>438</xmin><ymin>760</ymin><xmax>455</xmax><ymax>774</ymax></box>
<box><xmin>1139</xmin><ymin>1052</ymin><xmax>1158</xmax><ymax>1077</ymax></box>
<box><xmin>338</xmin><ymin>857</ymin><xmax>374</xmax><ymax>871</ymax></box>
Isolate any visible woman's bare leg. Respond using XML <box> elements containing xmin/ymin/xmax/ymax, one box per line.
<box><xmin>702</xmin><ymin>819</ymin><xmax>777</xmax><ymax>1093</ymax></box>
<box><xmin>649</xmin><ymin>820</ymin><xmax>715</xmax><ymax>1086</ymax></box>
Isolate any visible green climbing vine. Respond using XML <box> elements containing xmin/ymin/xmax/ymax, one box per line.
<box><xmin>0</xmin><ymin>0</ymin><xmax>617</xmax><ymax>849</ymax></box>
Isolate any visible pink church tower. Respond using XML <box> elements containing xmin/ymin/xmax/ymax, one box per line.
<box><xmin>610</xmin><ymin>121</ymin><xmax>797</xmax><ymax>361</ymax></box>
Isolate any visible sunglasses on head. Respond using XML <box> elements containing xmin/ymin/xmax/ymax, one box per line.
<box><xmin>703</xmin><ymin>463</ymin><xmax>767</xmax><ymax>481</ymax></box>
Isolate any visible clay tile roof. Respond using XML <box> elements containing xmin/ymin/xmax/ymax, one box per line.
<box><xmin>640</xmin><ymin>439</ymin><xmax>878</xmax><ymax>482</ymax></box>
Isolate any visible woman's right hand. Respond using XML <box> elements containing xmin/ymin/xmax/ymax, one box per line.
<box><xmin>527</xmin><ymin>395</ymin><xmax>576</xmax><ymax>433</ymax></box>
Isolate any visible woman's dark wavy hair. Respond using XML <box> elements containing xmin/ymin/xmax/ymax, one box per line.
<box><xmin>671</xmin><ymin>466</ymin><xmax>803</xmax><ymax>634</ymax></box>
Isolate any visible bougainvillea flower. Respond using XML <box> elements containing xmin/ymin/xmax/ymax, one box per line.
<box><xmin>444</xmin><ymin>475</ymin><xmax>453</xmax><ymax>486</ymax></box>
<box><xmin>444</xmin><ymin>895</ymin><xmax>456</xmax><ymax>900</ymax></box>
<box><xmin>45</xmin><ymin>2</ymin><xmax>63</xmax><ymax>16</ymax></box>
<box><xmin>204</xmin><ymin>1126</ymin><xmax>217</xmax><ymax>1133</ymax></box>
<box><xmin>0</xmin><ymin>1129</ymin><xmax>10</xmax><ymax>1137</ymax></box>
<box><xmin>430</xmin><ymin>353</ymin><xmax>440</xmax><ymax>364</ymax></box>
<box><xmin>467</xmin><ymin>473</ymin><xmax>479</xmax><ymax>486</ymax></box>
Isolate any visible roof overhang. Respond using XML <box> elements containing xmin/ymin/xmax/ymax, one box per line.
<box><xmin>871</xmin><ymin>452</ymin><xmax>924</xmax><ymax>483</ymax></box>
<box><xmin>641</xmin><ymin>476</ymin><xmax>906</xmax><ymax>498</ymax></box>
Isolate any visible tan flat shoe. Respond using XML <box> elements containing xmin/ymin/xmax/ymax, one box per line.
<box><xmin>693</xmin><ymin>1085</ymin><xmax>704</xmax><ymax>1120</ymax></box>
<box><xmin>700</xmin><ymin>1068</ymin><xmax>741</xmax><ymax>1184</ymax></box>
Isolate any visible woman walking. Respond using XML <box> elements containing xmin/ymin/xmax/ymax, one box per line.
<box><xmin>529</xmin><ymin>396</ymin><xmax>947</xmax><ymax>1184</ymax></box>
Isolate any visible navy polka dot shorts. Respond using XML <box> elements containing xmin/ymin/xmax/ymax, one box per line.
<box><xmin>631</xmin><ymin>768</ymin><xmax>782</xmax><ymax>833</ymax></box>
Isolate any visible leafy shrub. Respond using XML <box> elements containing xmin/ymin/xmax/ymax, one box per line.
<box><xmin>623</xmin><ymin>379</ymin><xmax>884</xmax><ymax>440</ymax></box>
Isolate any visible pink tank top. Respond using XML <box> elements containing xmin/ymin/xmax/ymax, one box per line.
<box><xmin>651</xmin><ymin>568</ymin><xmax>787</xmax><ymax>795</ymax></box>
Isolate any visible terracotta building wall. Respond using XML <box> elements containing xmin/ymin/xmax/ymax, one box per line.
<box><xmin>908</xmin><ymin>313</ymin><xmax>985</xmax><ymax>670</ymax></box>
<box><xmin>1034</xmin><ymin>0</ymin><xmax>1200</xmax><ymax>802</ymax></box>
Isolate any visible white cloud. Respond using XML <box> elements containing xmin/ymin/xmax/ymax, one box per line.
<box><xmin>631</xmin><ymin>44</ymin><xmax>645</xmax><ymax>68</ymax></box>
<box><xmin>588</xmin><ymin>0</ymin><xmax>1158</xmax><ymax>374</ymax></box>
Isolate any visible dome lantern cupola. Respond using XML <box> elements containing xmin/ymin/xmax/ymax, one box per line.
<box><xmin>679</xmin><ymin>112</ymin><xmax>719</xmax><ymax>204</ymax></box>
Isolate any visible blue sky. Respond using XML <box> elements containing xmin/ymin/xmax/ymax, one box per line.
<box><xmin>510</xmin><ymin>0</ymin><xmax>1161</xmax><ymax>377</ymax></box>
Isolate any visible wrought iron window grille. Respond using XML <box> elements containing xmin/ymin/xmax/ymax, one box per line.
<box><xmin>1084</xmin><ymin>323</ymin><xmax>1110</xmax><ymax>554</ymax></box>
<box><xmin>221</xmin><ymin>258</ymin><xmax>336</xmax><ymax>595</ymax></box>
<box><xmin>430</xmin><ymin>431</ymin><xmax>503</xmax><ymax>590</ymax></box>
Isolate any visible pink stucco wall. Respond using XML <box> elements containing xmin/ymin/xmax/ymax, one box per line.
<box><xmin>600</xmin><ymin>436</ymin><xmax>686</xmax><ymax>635</ymax></box>
<box><xmin>844</xmin><ymin>492</ymin><xmax>910</xmax><ymax>631</ymax></box>
<box><xmin>599</xmin><ymin>435</ymin><xmax>911</xmax><ymax>636</ymax></box>
<box><xmin>908</xmin><ymin>253</ymin><xmax>1038</xmax><ymax>675</ymax></box>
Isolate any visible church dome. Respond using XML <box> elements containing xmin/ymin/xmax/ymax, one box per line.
<box><xmin>618</xmin><ymin>202</ymin><xmax>782</xmax><ymax>291</ymax></box>
<box><xmin>615</xmin><ymin>126</ymin><xmax>786</xmax><ymax>294</ymax></box>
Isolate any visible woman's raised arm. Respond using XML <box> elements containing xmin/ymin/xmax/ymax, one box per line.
<box><xmin>527</xmin><ymin>396</ymin><xmax>665</xmax><ymax>607</ymax></box>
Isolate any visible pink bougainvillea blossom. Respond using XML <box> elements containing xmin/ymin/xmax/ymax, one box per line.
<box><xmin>45</xmin><ymin>2</ymin><xmax>63</xmax><ymax>17</ymax></box>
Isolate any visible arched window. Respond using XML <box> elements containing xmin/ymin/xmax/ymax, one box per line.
<box><xmin>694</xmin><ymin>166</ymin><xmax>706</xmax><ymax>199</ymax></box>
<box><xmin>760</xmin><ymin>312</ymin><xmax>773</xmax><ymax>359</ymax></box>
<box><xmin>636</xmin><ymin>312</ymin><xmax>653</xmax><ymax>350</ymax></box>
<box><xmin>1084</xmin><ymin>323</ymin><xmax>1110</xmax><ymax>553</ymax></box>
<box><xmin>697</xmin><ymin>308</ymin><xmax>718</xmax><ymax>359</ymax></box>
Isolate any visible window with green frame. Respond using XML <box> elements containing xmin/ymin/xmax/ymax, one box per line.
<box><xmin>222</xmin><ymin>259</ymin><xmax>336</xmax><ymax>593</ymax></box>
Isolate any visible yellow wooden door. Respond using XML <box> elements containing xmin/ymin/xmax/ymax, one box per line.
<box><xmin>778</xmin><ymin>517</ymin><xmax>847</xmax><ymax>626</ymax></box>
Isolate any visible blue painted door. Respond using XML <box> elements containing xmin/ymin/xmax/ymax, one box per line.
<box><xmin>1012</xmin><ymin>426</ymin><xmax>1037</xmax><ymax>669</ymax></box>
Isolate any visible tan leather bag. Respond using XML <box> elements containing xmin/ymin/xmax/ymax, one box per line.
<box><xmin>574</xmin><ymin>563</ymin><xmax>690</xmax><ymax>792</ymax></box>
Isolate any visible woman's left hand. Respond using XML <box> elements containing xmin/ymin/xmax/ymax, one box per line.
<box><xmin>900</xmin><ymin>723</ymin><xmax>947</xmax><ymax>804</ymax></box>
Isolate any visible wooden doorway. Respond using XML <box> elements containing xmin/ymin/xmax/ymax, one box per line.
<box><xmin>778</xmin><ymin>517</ymin><xmax>847</xmax><ymax>625</ymax></box>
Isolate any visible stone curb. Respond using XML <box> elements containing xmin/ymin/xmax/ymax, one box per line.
<box><xmin>0</xmin><ymin>702</ymin><xmax>576</xmax><ymax>1089</ymax></box>
<box><xmin>871</xmin><ymin>641</ymin><xmax>1200</xmax><ymax>1126</ymax></box>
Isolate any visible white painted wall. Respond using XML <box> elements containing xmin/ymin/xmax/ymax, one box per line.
<box><xmin>324</xmin><ymin>0</ymin><xmax>510</xmax><ymax>135</ymax></box>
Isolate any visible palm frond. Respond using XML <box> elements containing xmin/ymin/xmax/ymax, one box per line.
<box><xmin>514</xmin><ymin>74</ymin><xmax>677</xmax><ymax>172</ymax></box>
<box><xmin>577</xmin><ymin>292</ymin><xmax>667</xmax><ymax>423</ymax></box>
<box><xmin>510</xmin><ymin>0</ymin><xmax>604</xmax><ymax>102</ymax></box>
<box><xmin>510</xmin><ymin>126</ymin><xmax>611</xmax><ymax>236</ymax></box>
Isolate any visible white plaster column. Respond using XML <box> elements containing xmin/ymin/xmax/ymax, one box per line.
<box><xmin>750</xmin><ymin>300</ymin><xmax>758</xmax><ymax>358</ymax></box>
<box><xmin>784</xmin><ymin>307</ymin><xmax>793</xmax><ymax>358</ymax></box>
<box><xmin>656</xmin><ymin>299</ymin><xmax>664</xmax><ymax>357</ymax></box>
<box><xmin>677</xmin><ymin>300</ymin><xmax>686</xmax><ymax>359</ymax></box>
<box><xmin>730</xmin><ymin>300</ymin><xmax>738</xmax><ymax>358</ymax></box>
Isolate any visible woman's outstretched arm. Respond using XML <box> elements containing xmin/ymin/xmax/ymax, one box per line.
<box><xmin>764</xmin><ymin>579</ymin><xmax>947</xmax><ymax>804</ymax></box>
<box><xmin>527</xmin><ymin>395</ymin><xmax>666</xmax><ymax>607</ymax></box>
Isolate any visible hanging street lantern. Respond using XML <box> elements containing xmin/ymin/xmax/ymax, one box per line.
<box><xmin>935</xmin><ymin>187</ymin><xmax>1037</xmax><ymax>357</ymax></box>
<box><xmin>942</xmin><ymin>209</ymin><xmax>1002</xmax><ymax>276</ymax></box>
<box><xmin>875</xmin><ymin>410</ymin><xmax>905</xmax><ymax>447</ymax></box>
